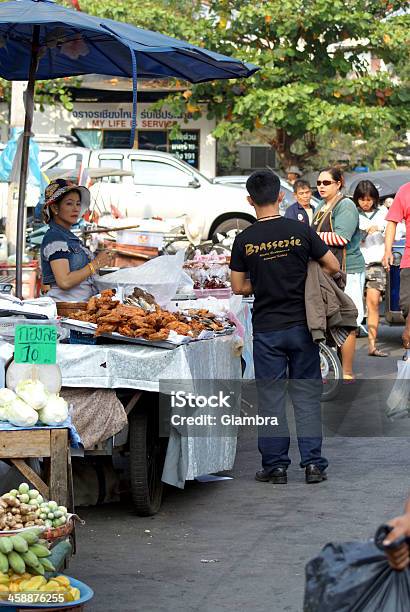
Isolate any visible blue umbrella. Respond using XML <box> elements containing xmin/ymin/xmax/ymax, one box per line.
<box><xmin>0</xmin><ymin>0</ymin><xmax>258</xmax><ymax>297</ymax></box>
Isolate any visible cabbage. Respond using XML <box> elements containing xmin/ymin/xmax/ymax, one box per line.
<box><xmin>15</xmin><ymin>379</ymin><xmax>48</xmax><ymax>411</ymax></box>
<box><xmin>0</xmin><ymin>388</ymin><xmax>16</xmax><ymax>421</ymax></box>
<box><xmin>6</xmin><ymin>397</ymin><xmax>38</xmax><ymax>427</ymax></box>
<box><xmin>38</xmin><ymin>394</ymin><xmax>68</xmax><ymax>426</ymax></box>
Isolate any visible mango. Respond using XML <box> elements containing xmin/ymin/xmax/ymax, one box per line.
<box><xmin>0</xmin><ymin>537</ymin><xmax>13</xmax><ymax>554</ymax></box>
<box><xmin>0</xmin><ymin>552</ymin><xmax>8</xmax><ymax>574</ymax></box>
<box><xmin>10</xmin><ymin>535</ymin><xmax>28</xmax><ymax>553</ymax></box>
<box><xmin>8</xmin><ymin>551</ymin><xmax>25</xmax><ymax>574</ymax></box>
<box><xmin>0</xmin><ymin>575</ymin><xmax>9</xmax><ymax>586</ymax></box>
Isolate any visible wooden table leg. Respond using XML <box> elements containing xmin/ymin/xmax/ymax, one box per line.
<box><xmin>10</xmin><ymin>459</ymin><xmax>49</xmax><ymax>500</ymax></box>
<box><xmin>49</xmin><ymin>429</ymin><xmax>68</xmax><ymax>506</ymax></box>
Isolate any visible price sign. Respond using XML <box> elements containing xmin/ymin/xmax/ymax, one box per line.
<box><xmin>14</xmin><ymin>325</ymin><xmax>57</xmax><ymax>365</ymax></box>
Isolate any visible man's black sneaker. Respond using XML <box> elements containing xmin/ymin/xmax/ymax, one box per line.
<box><xmin>255</xmin><ymin>467</ymin><xmax>287</xmax><ymax>484</ymax></box>
<box><xmin>305</xmin><ymin>464</ymin><xmax>327</xmax><ymax>484</ymax></box>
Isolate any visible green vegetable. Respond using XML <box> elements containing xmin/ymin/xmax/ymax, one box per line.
<box><xmin>39</xmin><ymin>557</ymin><xmax>55</xmax><ymax>572</ymax></box>
<box><xmin>47</xmin><ymin>513</ymin><xmax>54</xmax><ymax>520</ymax></box>
<box><xmin>28</xmin><ymin>489</ymin><xmax>39</xmax><ymax>499</ymax></box>
<box><xmin>53</xmin><ymin>511</ymin><xmax>63</xmax><ymax>519</ymax></box>
<box><xmin>10</xmin><ymin>535</ymin><xmax>28</xmax><ymax>553</ymax></box>
<box><xmin>19</xmin><ymin>529</ymin><xmax>41</xmax><ymax>545</ymax></box>
<box><xmin>36</xmin><ymin>495</ymin><xmax>44</xmax><ymax>505</ymax></box>
<box><xmin>18</xmin><ymin>493</ymin><xmax>30</xmax><ymax>504</ymax></box>
<box><xmin>57</xmin><ymin>506</ymin><xmax>67</xmax><ymax>515</ymax></box>
<box><xmin>44</xmin><ymin>519</ymin><xmax>53</xmax><ymax>528</ymax></box>
<box><xmin>18</xmin><ymin>483</ymin><xmax>30</xmax><ymax>495</ymax></box>
<box><xmin>29</xmin><ymin>563</ymin><xmax>45</xmax><ymax>575</ymax></box>
<box><xmin>48</xmin><ymin>501</ymin><xmax>58</xmax><ymax>511</ymax></box>
<box><xmin>29</xmin><ymin>543</ymin><xmax>51</xmax><ymax>558</ymax></box>
<box><xmin>8</xmin><ymin>551</ymin><xmax>25</xmax><ymax>574</ymax></box>
<box><xmin>40</xmin><ymin>513</ymin><xmax>47</xmax><ymax>520</ymax></box>
<box><xmin>8</xmin><ymin>489</ymin><xmax>18</xmax><ymax>497</ymax></box>
<box><xmin>21</xmin><ymin>550</ymin><xmax>40</xmax><ymax>568</ymax></box>
<box><xmin>0</xmin><ymin>537</ymin><xmax>13</xmax><ymax>554</ymax></box>
<box><xmin>0</xmin><ymin>551</ymin><xmax>9</xmax><ymax>573</ymax></box>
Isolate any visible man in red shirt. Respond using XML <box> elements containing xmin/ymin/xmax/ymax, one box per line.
<box><xmin>383</xmin><ymin>182</ymin><xmax>410</xmax><ymax>347</ymax></box>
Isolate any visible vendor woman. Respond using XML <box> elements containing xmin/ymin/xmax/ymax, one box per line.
<box><xmin>41</xmin><ymin>178</ymin><xmax>111</xmax><ymax>301</ymax></box>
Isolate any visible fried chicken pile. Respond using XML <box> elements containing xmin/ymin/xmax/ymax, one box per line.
<box><xmin>69</xmin><ymin>289</ymin><xmax>226</xmax><ymax>342</ymax></box>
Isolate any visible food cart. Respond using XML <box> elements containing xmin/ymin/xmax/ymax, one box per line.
<box><xmin>0</xmin><ymin>284</ymin><xmax>243</xmax><ymax>517</ymax></box>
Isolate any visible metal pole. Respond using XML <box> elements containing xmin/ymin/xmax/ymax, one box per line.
<box><xmin>15</xmin><ymin>25</ymin><xmax>40</xmax><ymax>298</ymax></box>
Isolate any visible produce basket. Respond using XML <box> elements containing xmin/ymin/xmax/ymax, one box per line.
<box><xmin>0</xmin><ymin>515</ymin><xmax>84</xmax><ymax>540</ymax></box>
<box><xmin>40</xmin><ymin>516</ymin><xmax>84</xmax><ymax>543</ymax></box>
<box><xmin>0</xmin><ymin>576</ymin><xmax>93</xmax><ymax>611</ymax></box>
<box><xmin>55</xmin><ymin>303</ymin><xmax>87</xmax><ymax>318</ymax></box>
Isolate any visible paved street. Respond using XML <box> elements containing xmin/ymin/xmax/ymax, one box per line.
<box><xmin>71</xmin><ymin>322</ymin><xmax>410</xmax><ymax>612</ymax></box>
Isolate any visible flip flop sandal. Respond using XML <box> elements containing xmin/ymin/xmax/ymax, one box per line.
<box><xmin>368</xmin><ymin>348</ymin><xmax>389</xmax><ymax>357</ymax></box>
<box><xmin>343</xmin><ymin>374</ymin><xmax>356</xmax><ymax>384</ymax></box>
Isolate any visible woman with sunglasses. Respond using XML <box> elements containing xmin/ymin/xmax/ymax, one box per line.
<box><xmin>312</xmin><ymin>168</ymin><xmax>365</xmax><ymax>382</ymax></box>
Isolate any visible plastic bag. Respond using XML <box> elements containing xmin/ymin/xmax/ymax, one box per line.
<box><xmin>304</xmin><ymin>537</ymin><xmax>410</xmax><ymax>611</ymax></box>
<box><xmin>386</xmin><ymin>353</ymin><xmax>410</xmax><ymax>420</ymax></box>
<box><xmin>95</xmin><ymin>250</ymin><xmax>192</xmax><ymax>305</ymax></box>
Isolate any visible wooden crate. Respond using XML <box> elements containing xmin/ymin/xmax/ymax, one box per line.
<box><xmin>0</xmin><ymin>428</ymin><xmax>71</xmax><ymax>507</ymax></box>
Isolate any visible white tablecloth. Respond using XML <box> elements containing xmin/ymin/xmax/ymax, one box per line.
<box><xmin>0</xmin><ymin>336</ymin><xmax>241</xmax><ymax>488</ymax></box>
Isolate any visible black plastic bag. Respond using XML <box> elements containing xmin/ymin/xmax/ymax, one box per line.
<box><xmin>304</xmin><ymin>526</ymin><xmax>410</xmax><ymax>612</ymax></box>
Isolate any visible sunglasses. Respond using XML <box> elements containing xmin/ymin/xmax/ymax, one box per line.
<box><xmin>317</xmin><ymin>180</ymin><xmax>337</xmax><ymax>186</ymax></box>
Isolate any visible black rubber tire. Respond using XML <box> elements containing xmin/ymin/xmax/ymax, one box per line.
<box><xmin>320</xmin><ymin>343</ymin><xmax>342</xmax><ymax>402</ymax></box>
<box><xmin>129</xmin><ymin>404</ymin><xmax>164</xmax><ymax>516</ymax></box>
<box><xmin>211</xmin><ymin>217</ymin><xmax>252</xmax><ymax>237</ymax></box>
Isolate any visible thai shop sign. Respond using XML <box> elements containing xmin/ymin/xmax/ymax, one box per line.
<box><xmin>71</xmin><ymin>103</ymin><xmax>185</xmax><ymax>130</ymax></box>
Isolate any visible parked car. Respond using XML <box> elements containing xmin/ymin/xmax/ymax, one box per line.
<box><xmin>214</xmin><ymin>174</ymin><xmax>320</xmax><ymax>212</ymax></box>
<box><xmin>39</xmin><ymin>148</ymin><xmax>259</xmax><ymax>239</ymax></box>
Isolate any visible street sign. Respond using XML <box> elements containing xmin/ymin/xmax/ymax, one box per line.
<box><xmin>14</xmin><ymin>324</ymin><xmax>57</xmax><ymax>365</ymax></box>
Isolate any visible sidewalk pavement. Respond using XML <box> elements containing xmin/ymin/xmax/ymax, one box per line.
<box><xmin>70</xmin><ymin>322</ymin><xmax>410</xmax><ymax>612</ymax></box>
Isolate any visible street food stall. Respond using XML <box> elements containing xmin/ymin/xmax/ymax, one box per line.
<box><xmin>0</xmin><ymin>264</ymin><xmax>243</xmax><ymax>516</ymax></box>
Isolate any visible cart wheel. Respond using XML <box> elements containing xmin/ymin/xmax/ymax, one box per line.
<box><xmin>320</xmin><ymin>342</ymin><xmax>342</xmax><ymax>402</ymax></box>
<box><xmin>129</xmin><ymin>404</ymin><xmax>164</xmax><ymax>516</ymax></box>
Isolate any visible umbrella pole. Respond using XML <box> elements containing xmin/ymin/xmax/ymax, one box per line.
<box><xmin>15</xmin><ymin>26</ymin><xmax>40</xmax><ymax>299</ymax></box>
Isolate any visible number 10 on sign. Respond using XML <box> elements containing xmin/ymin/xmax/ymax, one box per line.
<box><xmin>14</xmin><ymin>325</ymin><xmax>57</xmax><ymax>365</ymax></box>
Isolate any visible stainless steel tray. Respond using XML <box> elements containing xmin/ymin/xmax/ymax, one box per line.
<box><xmin>61</xmin><ymin>318</ymin><xmax>234</xmax><ymax>350</ymax></box>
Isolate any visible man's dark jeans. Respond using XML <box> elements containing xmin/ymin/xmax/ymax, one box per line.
<box><xmin>253</xmin><ymin>324</ymin><xmax>328</xmax><ymax>472</ymax></box>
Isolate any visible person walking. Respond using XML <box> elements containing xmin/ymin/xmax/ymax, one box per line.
<box><xmin>383</xmin><ymin>182</ymin><xmax>410</xmax><ymax>349</ymax></box>
<box><xmin>312</xmin><ymin>167</ymin><xmax>365</xmax><ymax>382</ymax></box>
<box><xmin>230</xmin><ymin>170</ymin><xmax>340</xmax><ymax>484</ymax></box>
<box><xmin>354</xmin><ymin>180</ymin><xmax>389</xmax><ymax>357</ymax></box>
<box><xmin>284</xmin><ymin>179</ymin><xmax>315</xmax><ymax>225</ymax></box>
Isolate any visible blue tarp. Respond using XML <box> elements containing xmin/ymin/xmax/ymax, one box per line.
<box><xmin>0</xmin><ymin>127</ymin><xmax>46</xmax><ymax>188</ymax></box>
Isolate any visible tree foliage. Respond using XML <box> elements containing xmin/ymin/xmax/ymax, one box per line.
<box><xmin>161</xmin><ymin>0</ymin><xmax>410</xmax><ymax>168</ymax></box>
<box><xmin>0</xmin><ymin>0</ymin><xmax>408</xmax><ymax>169</ymax></box>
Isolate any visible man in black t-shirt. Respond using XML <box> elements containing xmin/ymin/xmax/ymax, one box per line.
<box><xmin>230</xmin><ymin>170</ymin><xmax>340</xmax><ymax>484</ymax></box>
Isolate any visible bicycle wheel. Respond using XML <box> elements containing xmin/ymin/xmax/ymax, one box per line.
<box><xmin>320</xmin><ymin>342</ymin><xmax>342</xmax><ymax>402</ymax></box>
